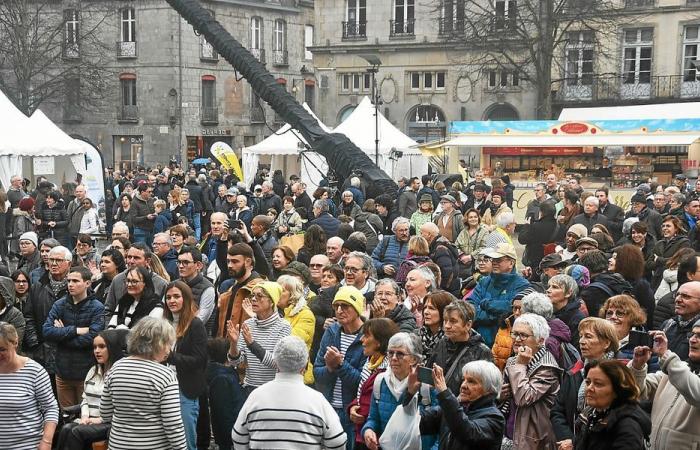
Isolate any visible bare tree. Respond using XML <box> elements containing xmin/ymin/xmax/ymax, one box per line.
<box><xmin>436</xmin><ymin>0</ymin><xmax>624</xmax><ymax>118</ymax></box>
<box><xmin>0</xmin><ymin>0</ymin><xmax>117</xmax><ymax>117</ymax></box>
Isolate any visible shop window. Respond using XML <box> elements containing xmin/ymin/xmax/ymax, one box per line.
<box><xmin>622</xmin><ymin>27</ymin><xmax>653</xmax><ymax>84</ymax></box>
<box><xmin>565</xmin><ymin>31</ymin><xmax>594</xmax><ymax>86</ymax></box>
<box><xmin>683</xmin><ymin>25</ymin><xmax>700</xmax><ymax>82</ymax></box>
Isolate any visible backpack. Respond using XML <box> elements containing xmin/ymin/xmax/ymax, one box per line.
<box><xmin>587</xmin><ymin>281</ymin><xmax>632</xmax><ymax>298</ymax></box>
<box><xmin>559</xmin><ymin>342</ymin><xmax>582</xmax><ymax>372</ymax></box>
<box><xmin>372</xmin><ymin>371</ymin><xmax>432</xmax><ymax>407</ymax></box>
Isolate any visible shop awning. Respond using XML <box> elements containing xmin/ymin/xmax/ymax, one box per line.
<box><xmin>442</xmin><ymin>133</ymin><xmax>700</xmax><ymax>147</ymax></box>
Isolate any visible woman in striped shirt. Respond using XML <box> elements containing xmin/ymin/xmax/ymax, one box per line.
<box><xmin>227</xmin><ymin>281</ymin><xmax>291</xmax><ymax>395</ymax></box>
<box><xmin>56</xmin><ymin>328</ymin><xmax>128</xmax><ymax>450</ymax></box>
<box><xmin>0</xmin><ymin>322</ymin><xmax>58</xmax><ymax>450</ymax></box>
<box><xmin>100</xmin><ymin>317</ymin><xmax>187</xmax><ymax>450</ymax></box>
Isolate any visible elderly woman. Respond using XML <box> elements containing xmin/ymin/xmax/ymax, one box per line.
<box><xmin>0</xmin><ymin>323</ymin><xmax>58</xmax><ymax>450</ymax></box>
<box><xmin>371</xmin><ymin>278</ymin><xmax>417</xmax><ymax>332</ymax></box>
<box><xmin>277</xmin><ymin>275</ymin><xmax>315</xmax><ymax>384</ymax></box>
<box><xmin>419</xmin><ymin>360</ymin><xmax>505</xmax><ymax>450</ymax></box>
<box><xmin>456</xmin><ymin>208</ymin><xmax>489</xmax><ymax>270</ymax></box>
<box><xmin>361</xmin><ymin>332</ymin><xmax>437</xmax><ymax>450</ymax></box>
<box><xmin>348</xmin><ymin>318</ymin><xmax>399</xmax><ymax>449</ymax></box>
<box><xmin>630</xmin><ymin>325</ymin><xmax>700</xmax><ymax>450</ymax></box>
<box><xmin>419</xmin><ymin>290</ymin><xmax>453</xmax><ymax>362</ymax></box>
<box><xmin>648</xmin><ymin>215</ymin><xmax>690</xmax><ymax>291</ymax></box>
<box><xmin>273</xmin><ymin>196</ymin><xmax>302</xmax><ymax>238</ymax></box>
<box><xmin>520</xmin><ymin>292</ymin><xmax>576</xmax><ymax>370</ymax></box>
<box><xmin>270</xmin><ymin>245</ymin><xmax>295</xmax><ymax>281</ymax></box>
<box><xmin>100</xmin><ymin>317</ymin><xmax>187</xmax><ymax>449</ymax></box>
<box><xmin>482</xmin><ymin>190</ymin><xmax>513</xmax><ymax>228</ymax></box>
<box><xmin>404</xmin><ymin>266</ymin><xmax>437</xmax><ymax>327</ymax></box>
<box><xmin>395</xmin><ymin>236</ymin><xmax>432</xmax><ymax>287</ymax></box>
<box><xmin>547</xmin><ymin>274</ymin><xmax>587</xmax><ymax>347</ymax></box>
<box><xmin>600</xmin><ymin>295</ymin><xmax>658</xmax><ymax>372</ymax></box>
<box><xmin>428</xmin><ymin>301</ymin><xmax>493</xmax><ymax>396</ymax></box>
<box><xmin>575</xmin><ymin>360</ymin><xmax>650</xmax><ymax>450</ymax></box>
<box><xmin>609</xmin><ymin>244</ymin><xmax>655</xmax><ymax>329</ymax></box>
<box><xmin>339</xmin><ymin>190</ymin><xmax>362</xmax><ymax>219</ymax></box>
<box><xmin>227</xmin><ymin>281</ymin><xmax>292</xmax><ymax>395</ymax></box>
<box><xmin>550</xmin><ymin>317</ymin><xmax>619</xmax><ymax>450</ymax></box>
<box><xmin>501</xmin><ymin>313</ymin><xmax>561</xmax><ymax>450</ymax></box>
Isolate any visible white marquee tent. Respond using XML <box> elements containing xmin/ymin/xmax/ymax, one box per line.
<box><xmin>333</xmin><ymin>96</ymin><xmax>428</xmax><ymax>179</ymax></box>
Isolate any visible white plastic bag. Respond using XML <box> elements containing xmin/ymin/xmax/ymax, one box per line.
<box><xmin>378</xmin><ymin>394</ymin><xmax>422</xmax><ymax>450</ymax></box>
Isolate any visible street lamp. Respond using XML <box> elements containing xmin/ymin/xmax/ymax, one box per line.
<box><xmin>359</xmin><ymin>54</ymin><xmax>382</xmax><ymax>166</ymax></box>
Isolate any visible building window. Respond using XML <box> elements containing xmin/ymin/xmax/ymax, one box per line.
<box><xmin>119</xmin><ymin>74</ymin><xmax>138</xmax><ymax>122</ymax></box>
<box><xmin>201</xmin><ymin>77</ymin><xmax>217</xmax><ymax>124</ymax></box>
<box><xmin>304</xmin><ymin>25</ymin><xmax>314</xmax><ymax>60</ymax></box>
<box><xmin>565</xmin><ymin>31</ymin><xmax>594</xmax><ymax>86</ymax></box>
<box><xmin>486</xmin><ymin>70</ymin><xmax>518</xmax><ymax>88</ymax></box>
<box><xmin>392</xmin><ymin>0</ymin><xmax>415</xmax><ymax>35</ymax></box>
<box><xmin>121</xmin><ymin>8</ymin><xmax>136</xmax><ymax>42</ymax></box>
<box><xmin>339</xmin><ymin>73</ymin><xmax>372</xmax><ymax>93</ymax></box>
<box><xmin>408</xmin><ymin>72</ymin><xmax>447</xmax><ymax>92</ymax></box>
<box><xmin>622</xmin><ymin>28</ymin><xmax>653</xmax><ymax>84</ymax></box>
<box><xmin>251</xmin><ymin>17</ymin><xmax>263</xmax><ymax>49</ymax></box>
<box><xmin>440</xmin><ymin>0</ymin><xmax>465</xmax><ymax>34</ymax></box>
<box><xmin>272</xmin><ymin>19</ymin><xmax>287</xmax><ymax>66</ymax></box>
<box><xmin>200</xmin><ymin>10</ymin><xmax>217</xmax><ymax>61</ymax></box>
<box><xmin>305</xmin><ymin>82</ymin><xmax>315</xmax><ymax>111</ymax></box>
<box><xmin>683</xmin><ymin>25</ymin><xmax>700</xmax><ymax>82</ymax></box>
<box><xmin>251</xmin><ymin>91</ymin><xmax>264</xmax><ymax>123</ymax></box>
<box><xmin>344</xmin><ymin>0</ymin><xmax>367</xmax><ymax>38</ymax></box>
<box><xmin>494</xmin><ymin>0</ymin><xmax>517</xmax><ymax>31</ymax></box>
<box><xmin>64</xmin><ymin>9</ymin><xmax>80</xmax><ymax>58</ymax></box>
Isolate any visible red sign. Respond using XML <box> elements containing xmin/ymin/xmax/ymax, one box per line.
<box><xmin>560</xmin><ymin>123</ymin><xmax>589</xmax><ymax>134</ymax></box>
<box><xmin>483</xmin><ymin>147</ymin><xmax>586</xmax><ymax>156</ymax></box>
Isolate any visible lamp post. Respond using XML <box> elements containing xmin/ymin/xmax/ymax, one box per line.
<box><xmin>359</xmin><ymin>54</ymin><xmax>382</xmax><ymax>166</ymax></box>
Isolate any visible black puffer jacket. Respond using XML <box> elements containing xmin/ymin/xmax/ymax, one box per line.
<box><xmin>185</xmin><ymin>179</ymin><xmax>206</xmax><ymax>213</ymax></box>
<box><xmin>420</xmin><ymin>392</ymin><xmax>504</xmax><ymax>450</ymax></box>
<box><xmin>427</xmin><ymin>330</ymin><xmax>493</xmax><ymax>396</ymax></box>
<box><xmin>518</xmin><ymin>215</ymin><xmax>558</xmax><ymax>268</ymax></box>
<box><xmin>574</xmin><ymin>403</ymin><xmax>651</xmax><ymax>450</ymax></box>
<box><xmin>36</xmin><ymin>204</ymin><xmax>68</xmax><ymax>241</ymax></box>
<box><xmin>580</xmin><ymin>272</ymin><xmax>633</xmax><ymax>316</ymax></box>
<box><xmin>653</xmin><ymin>289</ymin><xmax>676</xmax><ymax>330</ymax></box>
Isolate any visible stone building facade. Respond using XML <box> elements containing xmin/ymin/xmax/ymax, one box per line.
<box><xmin>43</xmin><ymin>0</ymin><xmax>316</xmax><ymax>170</ymax></box>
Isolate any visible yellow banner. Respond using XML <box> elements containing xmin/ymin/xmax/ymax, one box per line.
<box><xmin>210</xmin><ymin>141</ymin><xmax>243</xmax><ymax>181</ymax></box>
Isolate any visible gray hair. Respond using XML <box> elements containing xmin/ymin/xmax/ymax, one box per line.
<box><xmin>391</xmin><ymin>216</ymin><xmax>410</xmax><ymax>232</ymax></box>
<box><xmin>273</xmin><ymin>335</ymin><xmax>308</xmax><ymax>373</ymax></box>
<box><xmin>0</xmin><ymin>322</ymin><xmax>19</xmax><ymax>345</ymax></box>
<box><xmin>496</xmin><ymin>211</ymin><xmax>515</xmax><ymax>229</ymax></box>
<box><xmin>49</xmin><ymin>246</ymin><xmax>72</xmax><ymax>261</ymax></box>
<box><xmin>347</xmin><ymin>251</ymin><xmax>375</xmax><ymax>278</ymax></box>
<box><xmin>180</xmin><ymin>188</ymin><xmax>189</xmax><ymax>195</ymax></box>
<box><xmin>348</xmin><ymin>231</ymin><xmax>367</xmax><ymax>245</ymax></box>
<box><xmin>462</xmin><ymin>360</ymin><xmax>503</xmax><ymax>397</ymax></box>
<box><xmin>40</xmin><ymin>238</ymin><xmax>61</xmax><ymax>249</ymax></box>
<box><xmin>277</xmin><ymin>275</ymin><xmax>304</xmax><ymax>306</ymax></box>
<box><xmin>549</xmin><ymin>274</ymin><xmax>579</xmax><ymax>300</ymax></box>
<box><xmin>127</xmin><ymin>317</ymin><xmax>176</xmax><ymax>359</ymax></box>
<box><xmin>350</xmin><ymin>177</ymin><xmax>361</xmax><ymax>188</ymax></box>
<box><xmin>262</xmin><ymin>180</ymin><xmax>273</xmax><ymax>189</ymax></box>
<box><xmin>153</xmin><ymin>232</ymin><xmax>173</xmax><ymax>246</ymax></box>
<box><xmin>514</xmin><ymin>313</ymin><xmax>550</xmax><ymax>343</ymax></box>
<box><xmin>443</xmin><ymin>300</ymin><xmax>475</xmax><ymax>324</ymax></box>
<box><xmin>236</xmin><ymin>195</ymin><xmax>247</xmax><ymax>205</ymax></box>
<box><xmin>584</xmin><ymin>196</ymin><xmax>599</xmax><ymax>208</ymax></box>
<box><xmin>522</xmin><ymin>292</ymin><xmax>554</xmax><ymax>319</ymax></box>
<box><xmin>672</xmin><ymin>193</ymin><xmax>687</xmax><ymax>205</ymax></box>
<box><xmin>622</xmin><ymin>217</ymin><xmax>639</xmax><ymax>236</ymax></box>
<box><xmin>197</xmin><ymin>174</ymin><xmax>207</xmax><ymax>183</ymax></box>
<box><xmin>376</xmin><ymin>278</ymin><xmax>401</xmax><ymax>296</ymax></box>
<box><xmin>387</xmin><ymin>332</ymin><xmax>422</xmax><ymax>359</ymax></box>
<box><xmin>342</xmin><ymin>190</ymin><xmax>353</xmax><ymax>199</ymax></box>
<box><xmin>112</xmin><ymin>221</ymin><xmax>129</xmax><ymax>233</ymax></box>
<box><xmin>313</xmin><ymin>199</ymin><xmax>329</xmax><ymax>213</ymax></box>
<box><xmin>410</xmin><ymin>266</ymin><xmax>437</xmax><ymax>291</ymax></box>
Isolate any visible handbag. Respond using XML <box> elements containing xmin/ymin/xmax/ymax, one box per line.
<box><xmin>280</xmin><ymin>233</ymin><xmax>305</xmax><ymax>254</ymax></box>
<box><xmin>378</xmin><ymin>394</ymin><xmax>422</xmax><ymax>450</ymax></box>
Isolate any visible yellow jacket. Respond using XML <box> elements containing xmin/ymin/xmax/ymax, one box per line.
<box><xmin>284</xmin><ymin>304</ymin><xmax>316</xmax><ymax>385</ymax></box>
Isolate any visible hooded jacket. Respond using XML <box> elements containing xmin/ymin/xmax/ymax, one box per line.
<box><xmin>386</xmin><ymin>303</ymin><xmax>417</xmax><ymax>332</ymax></box>
<box><xmin>427</xmin><ymin>330</ymin><xmax>494</xmax><ymax>396</ymax></box>
<box><xmin>655</xmin><ymin>269</ymin><xmax>678</xmax><ymax>301</ymax></box>
<box><xmin>353</xmin><ymin>211</ymin><xmax>383</xmax><ymax>255</ymax></box>
<box><xmin>131</xmin><ymin>193</ymin><xmax>155</xmax><ymax>231</ymax></box>
<box><xmin>580</xmin><ymin>272</ymin><xmax>633</xmax><ymax>318</ymax></box>
<box><xmin>574</xmin><ymin>403</ymin><xmax>651</xmax><ymax>450</ymax></box>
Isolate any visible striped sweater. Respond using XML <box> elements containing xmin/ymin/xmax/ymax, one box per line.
<box><xmin>229</xmin><ymin>313</ymin><xmax>291</xmax><ymax>387</ymax></box>
<box><xmin>80</xmin><ymin>365</ymin><xmax>104</xmax><ymax>419</ymax></box>
<box><xmin>0</xmin><ymin>359</ymin><xmax>59</xmax><ymax>450</ymax></box>
<box><xmin>100</xmin><ymin>357</ymin><xmax>187</xmax><ymax>450</ymax></box>
<box><xmin>232</xmin><ymin>372</ymin><xmax>347</xmax><ymax>449</ymax></box>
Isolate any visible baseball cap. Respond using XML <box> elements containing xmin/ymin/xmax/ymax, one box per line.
<box><xmin>226</xmin><ymin>187</ymin><xmax>238</xmax><ymax>196</ymax></box>
<box><xmin>484</xmin><ymin>243</ymin><xmax>517</xmax><ymax>260</ymax></box>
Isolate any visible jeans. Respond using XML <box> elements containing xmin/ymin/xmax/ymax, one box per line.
<box><xmin>334</xmin><ymin>406</ymin><xmax>354</xmax><ymax>450</ymax></box>
<box><xmin>193</xmin><ymin>213</ymin><xmax>202</xmax><ymax>241</ymax></box>
<box><xmin>180</xmin><ymin>393</ymin><xmax>199</xmax><ymax>450</ymax></box>
<box><xmin>56</xmin><ymin>421</ymin><xmax>111</xmax><ymax>450</ymax></box>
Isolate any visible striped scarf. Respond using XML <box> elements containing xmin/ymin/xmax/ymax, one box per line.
<box><xmin>500</xmin><ymin>346</ymin><xmax>555</xmax><ymax>417</ymax></box>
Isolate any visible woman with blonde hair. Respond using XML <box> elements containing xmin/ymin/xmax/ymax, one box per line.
<box><xmin>149</xmin><ymin>252</ymin><xmax>171</xmax><ymax>282</ymax></box>
<box><xmin>276</xmin><ymin>275</ymin><xmax>315</xmax><ymax>384</ymax></box>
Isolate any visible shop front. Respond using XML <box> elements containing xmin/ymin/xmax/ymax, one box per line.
<box><xmin>112</xmin><ymin>135</ymin><xmax>143</xmax><ymax>171</ymax></box>
<box><xmin>186</xmin><ymin>128</ymin><xmax>234</xmax><ymax>164</ymax></box>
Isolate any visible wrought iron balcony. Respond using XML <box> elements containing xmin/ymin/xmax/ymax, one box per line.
<box><xmin>116</xmin><ymin>41</ymin><xmax>137</xmax><ymax>58</ymax></box>
<box><xmin>200</xmin><ymin>40</ymin><xmax>218</xmax><ymax>61</ymax></box>
<box><xmin>438</xmin><ymin>18</ymin><xmax>465</xmax><ymax>37</ymax></box>
<box><xmin>342</xmin><ymin>21</ymin><xmax>367</xmax><ymax>40</ymax></box>
<box><xmin>250</xmin><ymin>48</ymin><xmax>265</xmax><ymax>64</ymax></box>
<box><xmin>201</xmin><ymin>106</ymin><xmax>218</xmax><ymax>125</ymax></box>
<box><xmin>118</xmin><ymin>105</ymin><xmax>139</xmax><ymax>123</ymax></box>
<box><xmin>555</xmin><ymin>74</ymin><xmax>700</xmax><ymax>104</ymax></box>
<box><xmin>62</xmin><ymin>41</ymin><xmax>80</xmax><ymax>59</ymax></box>
<box><xmin>625</xmin><ymin>0</ymin><xmax>655</xmax><ymax>6</ymax></box>
<box><xmin>390</xmin><ymin>19</ymin><xmax>415</xmax><ymax>37</ymax></box>
<box><xmin>272</xmin><ymin>50</ymin><xmax>288</xmax><ymax>66</ymax></box>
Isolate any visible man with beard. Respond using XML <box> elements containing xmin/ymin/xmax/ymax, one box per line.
<box><xmin>215</xmin><ymin>243</ymin><xmax>262</xmax><ymax>338</ymax></box>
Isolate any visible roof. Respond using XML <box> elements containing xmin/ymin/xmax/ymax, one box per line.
<box><xmin>559</xmin><ymin>102</ymin><xmax>700</xmax><ymax>121</ymax></box>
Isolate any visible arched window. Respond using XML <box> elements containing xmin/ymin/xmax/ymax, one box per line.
<box><xmin>483</xmin><ymin>103</ymin><xmax>519</xmax><ymax>120</ymax></box>
<box><xmin>406</xmin><ymin>104</ymin><xmax>447</xmax><ymax>143</ymax></box>
<box><xmin>337</xmin><ymin>105</ymin><xmax>356</xmax><ymax>124</ymax></box>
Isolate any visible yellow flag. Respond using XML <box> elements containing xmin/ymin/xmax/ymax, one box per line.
<box><xmin>210</xmin><ymin>141</ymin><xmax>243</xmax><ymax>180</ymax></box>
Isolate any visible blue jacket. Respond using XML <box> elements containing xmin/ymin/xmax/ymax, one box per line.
<box><xmin>42</xmin><ymin>295</ymin><xmax>104</xmax><ymax>381</ymax></box>
<box><xmin>347</xmin><ymin>186</ymin><xmax>365</xmax><ymax>207</ymax></box>
<box><xmin>160</xmin><ymin>247</ymin><xmax>179</xmax><ymax>281</ymax></box>
<box><xmin>362</xmin><ymin>378</ymin><xmax>439</xmax><ymax>449</ymax></box>
<box><xmin>371</xmin><ymin>236</ymin><xmax>409</xmax><ymax>276</ymax></box>
<box><xmin>313</xmin><ymin>322</ymin><xmax>367</xmax><ymax>408</ymax></box>
<box><xmin>154</xmin><ymin>210</ymin><xmax>172</xmax><ymax>234</ymax></box>
<box><xmin>468</xmin><ymin>271</ymin><xmax>529</xmax><ymax>347</ymax></box>
<box><xmin>310</xmin><ymin>213</ymin><xmax>341</xmax><ymax>237</ymax></box>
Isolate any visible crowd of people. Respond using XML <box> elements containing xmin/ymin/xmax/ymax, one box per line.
<box><xmin>0</xmin><ymin>164</ymin><xmax>699</xmax><ymax>450</ymax></box>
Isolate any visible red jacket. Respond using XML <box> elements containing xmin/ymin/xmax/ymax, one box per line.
<box><xmin>347</xmin><ymin>368</ymin><xmax>386</xmax><ymax>444</ymax></box>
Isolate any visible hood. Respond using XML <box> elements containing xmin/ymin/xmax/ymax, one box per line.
<box><xmin>467</xmin><ymin>329</ymin><xmax>486</xmax><ymax>346</ymax></box>
<box><xmin>604</xmin><ymin>404</ymin><xmax>652</xmax><ymax>437</ymax></box>
<box><xmin>547</xmin><ymin>318</ymin><xmax>572</xmax><ymax>343</ymax></box>
<box><xmin>593</xmin><ymin>272</ymin><xmax>633</xmax><ymax>293</ymax></box>
<box><xmin>663</xmin><ymin>268</ymin><xmax>678</xmax><ymax>284</ymax></box>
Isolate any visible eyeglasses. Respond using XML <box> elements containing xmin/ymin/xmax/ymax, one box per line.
<box><xmin>510</xmin><ymin>332</ymin><xmax>533</xmax><ymax>341</ymax></box>
<box><xmin>605</xmin><ymin>309</ymin><xmax>627</xmax><ymax>318</ymax></box>
<box><xmin>152</xmin><ymin>242</ymin><xmax>168</xmax><ymax>247</ymax></box>
<box><xmin>387</xmin><ymin>350</ymin><xmax>408</xmax><ymax>360</ymax></box>
<box><xmin>690</xmin><ymin>333</ymin><xmax>700</xmax><ymax>341</ymax></box>
<box><xmin>252</xmin><ymin>292</ymin><xmax>270</xmax><ymax>301</ymax></box>
<box><xmin>344</xmin><ymin>266</ymin><xmax>363</xmax><ymax>274</ymax></box>
<box><xmin>48</xmin><ymin>258</ymin><xmax>67</xmax><ymax>265</ymax></box>
<box><xmin>176</xmin><ymin>260</ymin><xmax>195</xmax><ymax>266</ymax></box>
<box><xmin>125</xmin><ymin>278</ymin><xmax>143</xmax><ymax>286</ymax></box>
<box><xmin>676</xmin><ymin>292</ymin><xmax>700</xmax><ymax>301</ymax></box>
<box><xmin>309</xmin><ymin>263</ymin><xmax>324</xmax><ymax>269</ymax></box>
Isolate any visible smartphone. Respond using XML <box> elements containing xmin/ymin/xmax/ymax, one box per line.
<box><xmin>629</xmin><ymin>329</ymin><xmax>653</xmax><ymax>348</ymax></box>
<box><xmin>417</xmin><ymin>366</ymin><xmax>434</xmax><ymax>385</ymax></box>
<box><xmin>230</xmin><ymin>219</ymin><xmax>244</xmax><ymax>229</ymax></box>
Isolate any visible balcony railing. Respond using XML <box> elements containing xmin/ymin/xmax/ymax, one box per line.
<box><xmin>200</xmin><ymin>41</ymin><xmax>218</xmax><ymax>61</ymax></box>
<box><xmin>342</xmin><ymin>21</ymin><xmax>367</xmax><ymax>40</ymax></box>
<box><xmin>272</xmin><ymin>49</ymin><xmax>288</xmax><ymax>66</ymax></box>
<box><xmin>555</xmin><ymin>74</ymin><xmax>700</xmax><ymax>103</ymax></box>
<box><xmin>250</xmin><ymin>48</ymin><xmax>265</xmax><ymax>64</ymax></box>
<box><xmin>116</xmin><ymin>41</ymin><xmax>137</xmax><ymax>58</ymax></box>
<box><xmin>390</xmin><ymin>19</ymin><xmax>415</xmax><ymax>37</ymax></box>
<box><xmin>625</xmin><ymin>0</ymin><xmax>655</xmax><ymax>6</ymax></box>
<box><xmin>201</xmin><ymin>106</ymin><xmax>218</xmax><ymax>125</ymax></box>
<box><xmin>62</xmin><ymin>41</ymin><xmax>80</xmax><ymax>59</ymax></box>
<box><xmin>438</xmin><ymin>18</ymin><xmax>465</xmax><ymax>37</ymax></box>
<box><xmin>118</xmin><ymin>105</ymin><xmax>139</xmax><ymax>123</ymax></box>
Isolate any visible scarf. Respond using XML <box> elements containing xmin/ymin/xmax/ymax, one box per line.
<box><xmin>577</xmin><ymin>351</ymin><xmax>616</xmax><ymax>411</ymax></box>
<box><xmin>49</xmin><ymin>278</ymin><xmax>68</xmax><ymax>298</ymax></box>
<box><xmin>385</xmin><ymin>369</ymin><xmax>409</xmax><ymax>401</ymax></box>
<box><xmin>367</xmin><ymin>353</ymin><xmax>385</xmax><ymax>372</ymax></box>
<box><xmin>502</xmin><ymin>346</ymin><xmax>554</xmax><ymax>430</ymax></box>
<box><xmin>287</xmin><ymin>295</ymin><xmax>308</xmax><ymax>318</ymax></box>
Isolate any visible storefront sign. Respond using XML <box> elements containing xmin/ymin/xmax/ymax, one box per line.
<box><xmin>33</xmin><ymin>156</ymin><xmax>55</xmax><ymax>175</ymax></box>
<box><xmin>483</xmin><ymin>147</ymin><xmax>589</xmax><ymax>156</ymax></box>
<box><xmin>202</xmin><ymin>129</ymin><xmax>231</xmax><ymax>136</ymax></box>
<box><xmin>560</xmin><ymin>123</ymin><xmax>589</xmax><ymax>134</ymax></box>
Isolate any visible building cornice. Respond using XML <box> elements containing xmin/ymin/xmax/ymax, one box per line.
<box><xmin>309</xmin><ymin>40</ymin><xmax>462</xmax><ymax>54</ymax></box>
<box><xmin>204</xmin><ymin>0</ymin><xmax>304</xmax><ymax>13</ymax></box>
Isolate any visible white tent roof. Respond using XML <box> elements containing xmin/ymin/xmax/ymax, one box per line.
<box><xmin>559</xmin><ymin>102</ymin><xmax>700</xmax><ymax>121</ymax></box>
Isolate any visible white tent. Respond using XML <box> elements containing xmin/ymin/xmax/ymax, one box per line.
<box><xmin>333</xmin><ymin>96</ymin><xmax>428</xmax><ymax>179</ymax></box>
<box><xmin>29</xmin><ymin>110</ymin><xmax>87</xmax><ymax>176</ymax></box>
<box><xmin>0</xmin><ymin>90</ymin><xmax>85</xmax><ymax>189</ymax></box>
<box><xmin>559</xmin><ymin>102</ymin><xmax>700</xmax><ymax>121</ymax></box>
<box><xmin>242</xmin><ymin>103</ymin><xmax>330</xmax><ymax>193</ymax></box>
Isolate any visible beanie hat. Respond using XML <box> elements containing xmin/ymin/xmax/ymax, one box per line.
<box><xmin>564</xmin><ymin>264</ymin><xmax>590</xmax><ymax>288</ymax></box>
<box><xmin>566</xmin><ymin>224</ymin><xmax>588</xmax><ymax>239</ymax></box>
<box><xmin>333</xmin><ymin>286</ymin><xmax>365</xmax><ymax>317</ymax></box>
<box><xmin>19</xmin><ymin>231</ymin><xmax>38</xmax><ymax>249</ymax></box>
<box><xmin>342</xmin><ymin>236</ymin><xmax>367</xmax><ymax>254</ymax></box>
<box><xmin>258</xmin><ymin>281</ymin><xmax>282</xmax><ymax>307</ymax></box>
<box><xmin>631</xmin><ymin>193</ymin><xmax>647</xmax><ymax>204</ymax></box>
<box><xmin>18</xmin><ymin>196</ymin><xmax>35</xmax><ymax>212</ymax></box>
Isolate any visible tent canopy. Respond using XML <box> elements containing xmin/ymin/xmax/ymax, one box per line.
<box><xmin>559</xmin><ymin>102</ymin><xmax>700</xmax><ymax>121</ymax></box>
